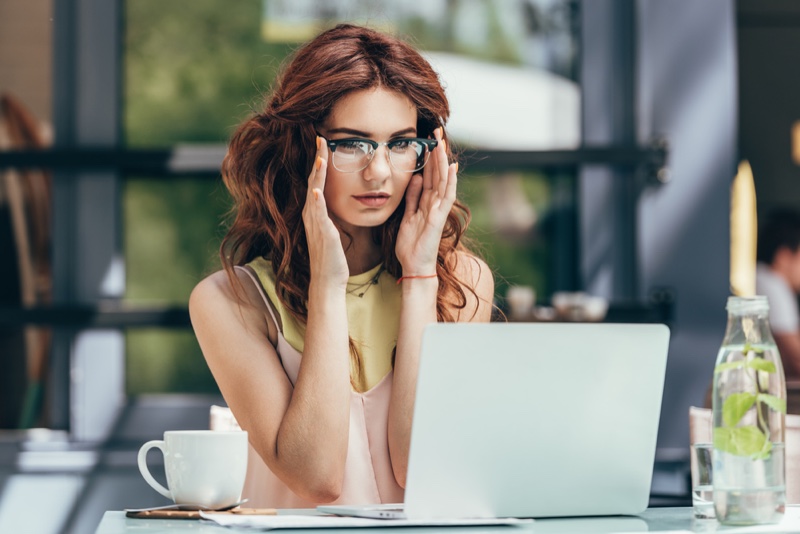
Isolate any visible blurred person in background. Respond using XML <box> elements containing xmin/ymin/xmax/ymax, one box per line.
<box><xmin>190</xmin><ymin>24</ymin><xmax>494</xmax><ymax>507</ymax></box>
<box><xmin>756</xmin><ymin>209</ymin><xmax>800</xmax><ymax>379</ymax></box>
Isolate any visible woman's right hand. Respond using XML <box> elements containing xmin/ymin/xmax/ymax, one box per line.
<box><xmin>302</xmin><ymin>137</ymin><xmax>349</xmax><ymax>291</ymax></box>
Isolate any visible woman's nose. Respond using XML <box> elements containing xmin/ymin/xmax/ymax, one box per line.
<box><xmin>363</xmin><ymin>146</ymin><xmax>392</xmax><ymax>182</ymax></box>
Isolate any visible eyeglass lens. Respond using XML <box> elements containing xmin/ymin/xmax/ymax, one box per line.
<box><xmin>332</xmin><ymin>140</ymin><xmax>431</xmax><ymax>173</ymax></box>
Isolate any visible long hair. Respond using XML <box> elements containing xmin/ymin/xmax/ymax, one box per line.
<box><xmin>221</xmin><ymin>24</ymin><xmax>477</xmax><ymax>359</ymax></box>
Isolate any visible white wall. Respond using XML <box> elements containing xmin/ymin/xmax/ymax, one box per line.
<box><xmin>637</xmin><ymin>0</ymin><xmax>737</xmax><ymax>449</ymax></box>
<box><xmin>580</xmin><ymin>0</ymin><xmax>737</xmax><ymax>451</ymax></box>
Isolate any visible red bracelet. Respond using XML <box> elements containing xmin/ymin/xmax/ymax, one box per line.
<box><xmin>396</xmin><ymin>274</ymin><xmax>438</xmax><ymax>285</ymax></box>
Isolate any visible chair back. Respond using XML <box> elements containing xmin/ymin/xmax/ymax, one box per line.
<box><xmin>0</xmin><ymin>93</ymin><xmax>52</xmax><ymax>429</ymax></box>
<box><xmin>689</xmin><ymin>406</ymin><xmax>800</xmax><ymax>503</ymax></box>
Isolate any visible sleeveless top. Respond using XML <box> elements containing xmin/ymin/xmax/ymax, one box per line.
<box><xmin>246</xmin><ymin>258</ymin><xmax>400</xmax><ymax>392</ymax></box>
<box><xmin>231</xmin><ymin>260</ymin><xmax>405</xmax><ymax>508</ymax></box>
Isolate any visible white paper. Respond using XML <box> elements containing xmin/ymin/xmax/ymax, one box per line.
<box><xmin>199</xmin><ymin>512</ymin><xmax>532</xmax><ymax>530</ymax></box>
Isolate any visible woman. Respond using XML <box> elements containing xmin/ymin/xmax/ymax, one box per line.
<box><xmin>190</xmin><ymin>24</ymin><xmax>494</xmax><ymax>507</ymax></box>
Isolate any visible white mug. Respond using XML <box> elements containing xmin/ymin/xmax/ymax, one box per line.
<box><xmin>137</xmin><ymin>430</ymin><xmax>248</xmax><ymax>509</ymax></box>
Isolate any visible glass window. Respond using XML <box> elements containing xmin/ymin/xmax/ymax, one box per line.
<box><xmin>123</xmin><ymin>0</ymin><xmax>580</xmax><ymax>393</ymax></box>
<box><xmin>123</xmin><ymin>177</ymin><xmax>229</xmax><ymax>393</ymax></box>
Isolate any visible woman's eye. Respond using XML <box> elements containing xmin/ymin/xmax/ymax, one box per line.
<box><xmin>337</xmin><ymin>141</ymin><xmax>364</xmax><ymax>153</ymax></box>
<box><xmin>390</xmin><ymin>140</ymin><xmax>412</xmax><ymax>151</ymax></box>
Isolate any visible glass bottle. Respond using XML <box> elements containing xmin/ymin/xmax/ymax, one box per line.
<box><xmin>712</xmin><ymin>296</ymin><xmax>786</xmax><ymax>525</ymax></box>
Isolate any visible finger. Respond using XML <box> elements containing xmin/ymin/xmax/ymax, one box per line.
<box><xmin>421</xmin><ymin>161</ymin><xmax>433</xmax><ymax>197</ymax></box>
<box><xmin>309</xmin><ymin>136</ymin><xmax>329</xmax><ymax>190</ymax></box>
<box><xmin>444</xmin><ymin>162</ymin><xmax>458</xmax><ymax>205</ymax></box>
<box><xmin>404</xmin><ymin>174</ymin><xmax>423</xmax><ymax>217</ymax></box>
<box><xmin>422</xmin><ymin>136</ymin><xmax>435</xmax><ymax>191</ymax></box>
<box><xmin>309</xmin><ymin>155</ymin><xmax>328</xmax><ymax>196</ymax></box>
<box><xmin>317</xmin><ymin>136</ymin><xmax>330</xmax><ymax>192</ymax></box>
<box><xmin>317</xmin><ymin>135</ymin><xmax>330</xmax><ymax>163</ymax></box>
<box><xmin>309</xmin><ymin>187</ymin><xmax>330</xmax><ymax>230</ymax></box>
<box><xmin>303</xmin><ymin>185</ymin><xmax>322</xmax><ymax>218</ymax></box>
<box><xmin>435</xmin><ymin>130</ymin><xmax>449</xmax><ymax>198</ymax></box>
<box><xmin>312</xmin><ymin>187</ymin><xmax>326</xmax><ymax>211</ymax></box>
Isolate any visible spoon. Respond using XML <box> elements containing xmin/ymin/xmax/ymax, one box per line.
<box><xmin>126</xmin><ymin>498</ymin><xmax>249</xmax><ymax>513</ymax></box>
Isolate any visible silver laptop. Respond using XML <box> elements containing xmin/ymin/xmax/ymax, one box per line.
<box><xmin>319</xmin><ymin>322</ymin><xmax>670</xmax><ymax>520</ymax></box>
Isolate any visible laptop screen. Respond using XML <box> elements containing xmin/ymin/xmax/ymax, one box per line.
<box><xmin>404</xmin><ymin>322</ymin><xmax>670</xmax><ymax>519</ymax></box>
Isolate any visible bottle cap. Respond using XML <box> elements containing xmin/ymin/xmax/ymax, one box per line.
<box><xmin>726</xmin><ymin>295</ymin><xmax>769</xmax><ymax>314</ymax></box>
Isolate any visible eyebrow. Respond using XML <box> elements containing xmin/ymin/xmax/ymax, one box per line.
<box><xmin>325</xmin><ymin>127</ymin><xmax>417</xmax><ymax>138</ymax></box>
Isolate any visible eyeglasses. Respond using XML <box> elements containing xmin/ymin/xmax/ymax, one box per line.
<box><xmin>324</xmin><ymin>137</ymin><xmax>439</xmax><ymax>173</ymax></box>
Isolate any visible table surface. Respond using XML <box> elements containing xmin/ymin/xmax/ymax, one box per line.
<box><xmin>93</xmin><ymin>507</ymin><xmax>800</xmax><ymax>533</ymax></box>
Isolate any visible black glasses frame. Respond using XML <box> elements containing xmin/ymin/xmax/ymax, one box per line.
<box><xmin>323</xmin><ymin>137</ymin><xmax>439</xmax><ymax>173</ymax></box>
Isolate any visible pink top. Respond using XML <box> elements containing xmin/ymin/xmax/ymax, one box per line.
<box><xmin>234</xmin><ymin>266</ymin><xmax>405</xmax><ymax>508</ymax></box>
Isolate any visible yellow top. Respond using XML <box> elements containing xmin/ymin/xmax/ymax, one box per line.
<box><xmin>247</xmin><ymin>258</ymin><xmax>401</xmax><ymax>392</ymax></box>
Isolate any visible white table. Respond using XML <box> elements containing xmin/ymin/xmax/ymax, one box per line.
<box><xmin>94</xmin><ymin>507</ymin><xmax>800</xmax><ymax>533</ymax></box>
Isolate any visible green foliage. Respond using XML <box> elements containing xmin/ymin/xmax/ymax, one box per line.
<box><xmin>713</xmin><ymin>348</ymin><xmax>786</xmax><ymax>459</ymax></box>
<box><xmin>124</xmin><ymin>0</ymin><xmax>280</xmax><ymax>393</ymax></box>
<box><xmin>758</xmin><ymin>393</ymin><xmax>787</xmax><ymax>415</ymax></box>
<box><xmin>722</xmin><ymin>392</ymin><xmax>756</xmax><ymax>427</ymax></box>
<box><xmin>125</xmin><ymin>0</ymin><xmax>289</xmax><ymax>146</ymax></box>
<box><xmin>123</xmin><ymin>178</ymin><xmax>230</xmax><ymax>393</ymax></box>
<box><xmin>748</xmin><ymin>359</ymin><xmax>777</xmax><ymax>373</ymax></box>
<box><xmin>126</xmin><ymin>330</ymin><xmax>219</xmax><ymax>394</ymax></box>
<box><xmin>714</xmin><ymin>425</ymin><xmax>771</xmax><ymax>459</ymax></box>
<box><xmin>457</xmin><ymin>170</ymin><xmax>552</xmax><ymax>298</ymax></box>
<box><xmin>124</xmin><ymin>179</ymin><xmax>230</xmax><ymax>303</ymax></box>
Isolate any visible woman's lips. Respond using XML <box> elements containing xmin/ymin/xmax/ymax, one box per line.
<box><xmin>353</xmin><ymin>193</ymin><xmax>389</xmax><ymax>207</ymax></box>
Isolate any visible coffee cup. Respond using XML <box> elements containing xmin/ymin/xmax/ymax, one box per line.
<box><xmin>137</xmin><ymin>430</ymin><xmax>248</xmax><ymax>509</ymax></box>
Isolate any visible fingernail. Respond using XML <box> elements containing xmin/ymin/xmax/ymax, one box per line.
<box><xmin>316</xmin><ymin>136</ymin><xmax>321</xmax><ymax>150</ymax></box>
<box><xmin>455</xmin><ymin>162</ymin><xmax>459</xmax><ymax>173</ymax></box>
<box><xmin>313</xmin><ymin>189</ymin><xmax>319</xmax><ymax>200</ymax></box>
<box><xmin>316</xmin><ymin>156</ymin><xmax>323</xmax><ymax>170</ymax></box>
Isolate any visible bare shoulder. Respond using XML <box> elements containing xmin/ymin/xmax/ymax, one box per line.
<box><xmin>189</xmin><ymin>268</ymin><xmax>272</xmax><ymax>339</ymax></box>
<box><xmin>191</xmin><ymin>269</ymin><xmax>247</xmax><ymax>314</ymax></box>
<box><xmin>451</xmin><ymin>251</ymin><xmax>494</xmax><ymax>322</ymax></box>
<box><xmin>190</xmin><ymin>270</ymin><xmax>234</xmax><ymax>306</ymax></box>
<box><xmin>453</xmin><ymin>251</ymin><xmax>493</xmax><ymax>289</ymax></box>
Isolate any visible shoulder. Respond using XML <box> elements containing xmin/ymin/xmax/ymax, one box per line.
<box><xmin>449</xmin><ymin>251</ymin><xmax>494</xmax><ymax>322</ymax></box>
<box><xmin>756</xmin><ymin>263</ymin><xmax>792</xmax><ymax>300</ymax></box>
<box><xmin>190</xmin><ymin>268</ymin><xmax>255</xmax><ymax>309</ymax></box>
<box><xmin>754</xmin><ymin>264</ymin><xmax>799</xmax><ymax>333</ymax></box>
<box><xmin>452</xmin><ymin>251</ymin><xmax>493</xmax><ymax>292</ymax></box>
<box><xmin>756</xmin><ymin>262</ymin><xmax>778</xmax><ymax>283</ymax></box>
<box><xmin>190</xmin><ymin>268</ymin><xmax>273</xmax><ymax>340</ymax></box>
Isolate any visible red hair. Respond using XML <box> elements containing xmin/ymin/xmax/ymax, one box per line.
<box><xmin>221</xmin><ymin>24</ymin><xmax>476</xmax><ymax>332</ymax></box>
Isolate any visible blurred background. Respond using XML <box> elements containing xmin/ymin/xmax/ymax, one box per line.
<box><xmin>0</xmin><ymin>0</ymin><xmax>793</xmax><ymax>531</ymax></box>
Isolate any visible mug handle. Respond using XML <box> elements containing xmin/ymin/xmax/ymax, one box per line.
<box><xmin>137</xmin><ymin>440</ymin><xmax>172</xmax><ymax>500</ymax></box>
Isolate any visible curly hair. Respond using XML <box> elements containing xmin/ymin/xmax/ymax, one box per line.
<box><xmin>220</xmin><ymin>24</ymin><xmax>478</xmax><ymax>354</ymax></box>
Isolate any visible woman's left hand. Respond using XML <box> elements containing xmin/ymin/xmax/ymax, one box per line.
<box><xmin>395</xmin><ymin>128</ymin><xmax>458</xmax><ymax>275</ymax></box>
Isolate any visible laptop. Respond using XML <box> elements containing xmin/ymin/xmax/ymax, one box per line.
<box><xmin>319</xmin><ymin>322</ymin><xmax>670</xmax><ymax>520</ymax></box>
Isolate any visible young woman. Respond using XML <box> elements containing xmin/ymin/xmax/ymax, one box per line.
<box><xmin>190</xmin><ymin>24</ymin><xmax>494</xmax><ymax>508</ymax></box>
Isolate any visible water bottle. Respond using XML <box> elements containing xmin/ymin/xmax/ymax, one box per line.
<box><xmin>712</xmin><ymin>296</ymin><xmax>786</xmax><ymax>524</ymax></box>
